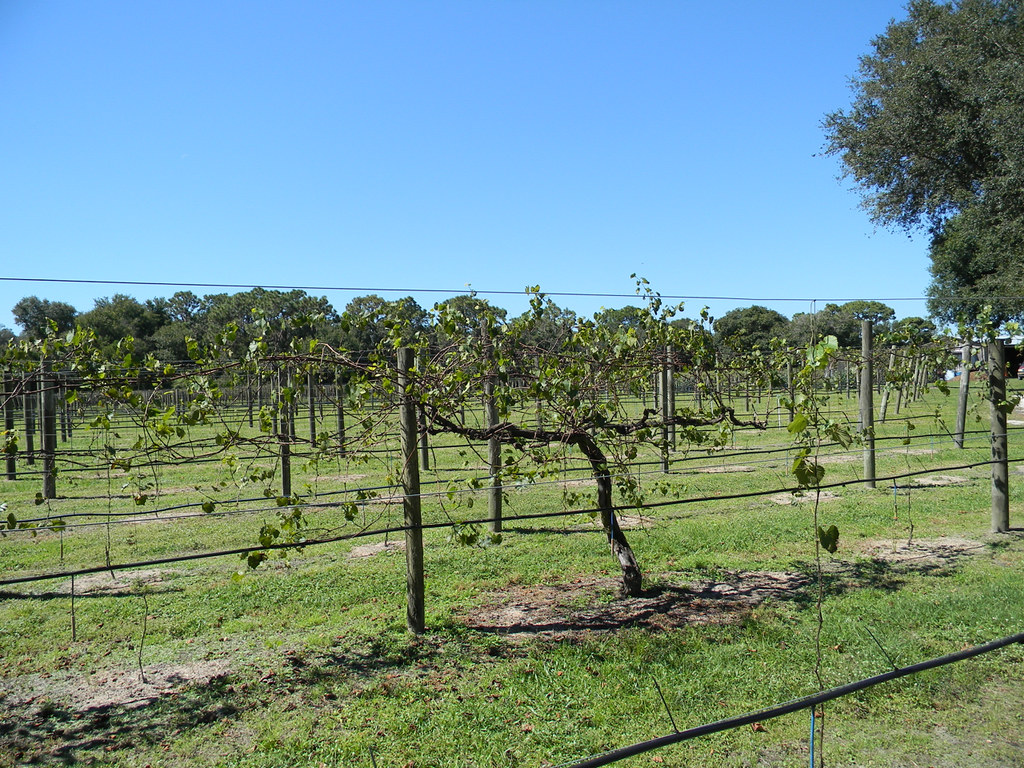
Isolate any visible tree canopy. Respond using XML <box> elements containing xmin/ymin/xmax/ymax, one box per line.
<box><xmin>823</xmin><ymin>0</ymin><xmax>1024</xmax><ymax>321</ymax></box>
<box><xmin>789</xmin><ymin>301</ymin><xmax>895</xmax><ymax>347</ymax></box>
<box><xmin>12</xmin><ymin>296</ymin><xmax>78</xmax><ymax>339</ymax></box>
<box><xmin>712</xmin><ymin>305</ymin><xmax>789</xmax><ymax>354</ymax></box>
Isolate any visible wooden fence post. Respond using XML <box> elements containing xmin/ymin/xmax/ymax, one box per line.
<box><xmin>307</xmin><ymin>371</ymin><xmax>317</xmax><ymax>447</ymax></box>
<box><xmin>989</xmin><ymin>339</ymin><xmax>1009</xmax><ymax>533</ymax></box>
<box><xmin>246</xmin><ymin>373</ymin><xmax>254</xmax><ymax>429</ymax></box>
<box><xmin>23</xmin><ymin>373</ymin><xmax>35</xmax><ymax>466</ymax></box>
<box><xmin>3</xmin><ymin>373</ymin><xmax>15</xmax><ymax>480</ymax></box>
<box><xmin>667</xmin><ymin>344</ymin><xmax>676</xmax><ymax>450</ymax></box>
<box><xmin>878</xmin><ymin>346</ymin><xmax>896</xmax><ymax>422</ymax></box>
<box><xmin>660</xmin><ymin>350</ymin><xmax>670</xmax><ymax>473</ymax></box>
<box><xmin>336</xmin><ymin>378</ymin><xmax>347</xmax><ymax>457</ymax></box>
<box><xmin>860</xmin><ymin>320</ymin><xmax>875</xmax><ymax>489</ymax></box>
<box><xmin>954</xmin><ymin>340</ymin><xmax>971</xmax><ymax>448</ymax></box>
<box><xmin>41</xmin><ymin>359</ymin><xmax>57</xmax><ymax>499</ymax></box>
<box><xmin>417</xmin><ymin>354</ymin><xmax>430</xmax><ymax>471</ymax></box>
<box><xmin>786</xmin><ymin>358</ymin><xmax>795</xmax><ymax>420</ymax></box>
<box><xmin>398</xmin><ymin>347</ymin><xmax>425</xmax><ymax>634</ymax></box>
<box><xmin>279</xmin><ymin>366</ymin><xmax>291</xmax><ymax>499</ymax></box>
<box><xmin>481</xmin><ymin>324</ymin><xmax>501</xmax><ymax>531</ymax></box>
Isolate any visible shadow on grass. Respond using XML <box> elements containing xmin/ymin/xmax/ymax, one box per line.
<box><xmin>0</xmin><ymin>585</ymin><xmax>185</xmax><ymax>601</ymax></box>
<box><xmin>0</xmin><ymin>677</ymin><xmax>239</xmax><ymax>767</ymax></box>
<box><xmin>791</xmin><ymin>538</ymin><xmax>983</xmax><ymax>602</ymax></box>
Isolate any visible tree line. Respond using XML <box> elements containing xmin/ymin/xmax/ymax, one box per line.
<box><xmin>1</xmin><ymin>289</ymin><xmax>937</xmax><ymax>361</ymax></box>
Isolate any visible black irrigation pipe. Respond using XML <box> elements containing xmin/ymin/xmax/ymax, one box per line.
<box><xmin>558</xmin><ymin>631</ymin><xmax>1024</xmax><ymax>768</ymax></box>
<box><xmin>3</xmin><ymin>456</ymin><xmax>1018</xmax><ymax>587</ymax></box>
<box><xmin>14</xmin><ymin>426</ymin><xmax>996</xmax><ymax>526</ymax></box>
<box><xmin>634</xmin><ymin>456</ymin><xmax>1024</xmax><ymax>513</ymax></box>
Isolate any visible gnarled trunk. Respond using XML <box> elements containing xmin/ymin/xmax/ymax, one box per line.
<box><xmin>595</xmin><ymin>466</ymin><xmax>643</xmax><ymax>596</ymax></box>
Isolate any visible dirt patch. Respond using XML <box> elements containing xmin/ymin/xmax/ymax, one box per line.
<box><xmin>816</xmin><ymin>453</ymin><xmax>859</xmax><ymax>464</ymax></box>
<box><xmin>312</xmin><ymin>473</ymin><xmax>368</xmax><ymax>483</ymax></box>
<box><xmin>121</xmin><ymin>510</ymin><xmax>197</xmax><ymax>526</ymax></box>
<box><xmin>571</xmin><ymin>514</ymin><xmax>653</xmax><ymax>531</ymax></box>
<box><xmin>0</xmin><ymin>660</ymin><xmax>231</xmax><ymax>712</ymax></box>
<box><xmin>463</xmin><ymin>571</ymin><xmax>808</xmax><ymax>638</ymax></box>
<box><xmin>908</xmin><ymin>474</ymin><xmax>970</xmax><ymax>487</ymax></box>
<box><xmin>692</xmin><ymin>465</ymin><xmax>755</xmax><ymax>473</ymax></box>
<box><xmin>770</xmin><ymin>490</ymin><xmax>841</xmax><ymax>505</ymax></box>
<box><xmin>897</xmin><ymin>448</ymin><xmax>938</xmax><ymax>456</ymax></box>
<box><xmin>559</xmin><ymin>479</ymin><xmax>596</xmax><ymax>488</ymax></box>
<box><xmin>859</xmin><ymin>536</ymin><xmax>983</xmax><ymax>566</ymax></box>
<box><xmin>347</xmin><ymin>540</ymin><xmax>405</xmax><ymax>559</ymax></box>
<box><xmin>53</xmin><ymin>569</ymin><xmax>174</xmax><ymax>596</ymax></box>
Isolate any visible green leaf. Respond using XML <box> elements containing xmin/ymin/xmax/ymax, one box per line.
<box><xmin>34</xmin><ymin>493</ymin><xmax>44</xmax><ymax>506</ymax></box>
<box><xmin>246</xmin><ymin>552</ymin><xmax>266</xmax><ymax>569</ymax></box>
<box><xmin>817</xmin><ymin>524</ymin><xmax>839</xmax><ymax>554</ymax></box>
<box><xmin>787</xmin><ymin>414</ymin><xmax>808</xmax><ymax>434</ymax></box>
<box><xmin>202</xmin><ymin>501</ymin><xmax>215</xmax><ymax>514</ymax></box>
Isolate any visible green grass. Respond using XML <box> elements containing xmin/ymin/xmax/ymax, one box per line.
<box><xmin>2</xmin><ymin>383</ymin><xmax>1024</xmax><ymax>766</ymax></box>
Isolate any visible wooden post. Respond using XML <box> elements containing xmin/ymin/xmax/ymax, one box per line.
<box><xmin>336</xmin><ymin>379</ymin><xmax>347</xmax><ymax>457</ymax></box>
<box><xmin>954</xmin><ymin>340</ymin><xmax>971</xmax><ymax>448</ymax></box>
<box><xmin>660</xmin><ymin>351</ymin><xmax>670</xmax><ymax>473</ymax></box>
<box><xmin>860</xmin><ymin>320</ymin><xmax>875</xmax><ymax>489</ymax></box>
<box><xmin>3</xmin><ymin>373</ymin><xmax>15</xmax><ymax>480</ymax></box>
<box><xmin>484</xmin><ymin>378</ymin><xmax>501</xmax><ymax>533</ymax></box>
<box><xmin>23</xmin><ymin>373</ymin><xmax>35</xmax><ymax>466</ymax></box>
<box><xmin>481</xmin><ymin>324</ymin><xmax>501</xmax><ymax>531</ymax></box>
<box><xmin>279</xmin><ymin>367</ymin><xmax>291</xmax><ymax>499</ymax></box>
<box><xmin>417</xmin><ymin>354</ymin><xmax>430</xmax><ymax>471</ymax></box>
<box><xmin>41</xmin><ymin>360</ymin><xmax>57</xmax><ymax>499</ymax></box>
<box><xmin>398</xmin><ymin>347</ymin><xmax>425</xmax><ymax>634</ymax></box>
<box><xmin>667</xmin><ymin>344</ymin><xmax>676</xmax><ymax>449</ymax></box>
<box><xmin>917</xmin><ymin>354</ymin><xmax>925</xmax><ymax>403</ymax></box>
<box><xmin>307</xmin><ymin>371</ymin><xmax>317</xmax><ymax>447</ymax></box>
<box><xmin>878</xmin><ymin>347</ymin><xmax>896</xmax><ymax>422</ymax></box>
<box><xmin>989</xmin><ymin>339</ymin><xmax>1010</xmax><ymax>533</ymax></box>
<box><xmin>786</xmin><ymin>358</ymin><xmax>795</xmax><ymax>420</ymax></box>
<box><xmin>247</xmin><ymin>373</ymin><xmax>254</xmax><ymax>429</ymax></box>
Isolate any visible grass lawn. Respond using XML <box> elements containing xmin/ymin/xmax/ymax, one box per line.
<box><xmin>2</xmin><ymin>381</ymin><xmax>1023</xmax><ymax>767</ymax></box>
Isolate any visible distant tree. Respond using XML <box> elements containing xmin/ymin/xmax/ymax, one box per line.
<box><xmin>512</xmin><ymin>298</ymin><xmax>577</xmax><ymax>352</ymax></box>
<box><xmin>12</xmin><ymin>296</ymin><xmax>78</xmax><ymax>339</ymax></box>
<box><xmin>843</xmin><ymin>300</ymin><xmax>896</xmax><ymax>327</ymax></box>
<box><xmin>339</xmin><ymin>295</ymin><xmax>429</xmax><ymax>356</ymax></box>
<box><xmin>203</xmin><ymin>288</ymin><xmax>339</xmax><ymax>354</ymax></box>
<box><xmin>712</xmin><ymin>305</ymin><xmax>789</xmax><ymax>354</ymax></box>
<box><xmin>891</xmin><ymin>316</ymin><xmax>938</xmax><ymax>343</ymax></box>
<box><xmin>77</xmin><ymin>294</ymin><xmax>168</xmax><ymax>355</ymax></box>
<box><xmin>593</xmin><ymin>305</ymin><xmax>648</xmax><ymax>331</ymax></box>
<box><xmin>823</xmin><ymin>0</ymin><xmax>1024</xmax><ymax>323</ymax></box>
<box><xmin>433</xmin><ymin>295</ymin><xmax>507</xmax><ymax>342</ymax></box>
<box><xmin>790</xmin><ymin>301</ymin><xmax>895</xmax><ymax>348</ymax></box>
<box><xmin>0</xmin><ymin>326</ymin><xmax>14</xmax><ymax>346</ymax></box>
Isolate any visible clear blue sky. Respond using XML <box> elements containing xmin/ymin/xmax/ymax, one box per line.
<box><xmin>0</xmin><ymin>1</ymin><xmax>931</xmax><ymax>332</ymax></box>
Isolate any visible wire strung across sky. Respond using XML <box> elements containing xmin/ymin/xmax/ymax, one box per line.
<box><xmin>4</xmin><ymin>274</ymin><xmax>1018</xmax><ymax>304</ymax></box>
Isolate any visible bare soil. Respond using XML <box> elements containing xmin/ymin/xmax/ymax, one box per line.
<box><xmin>0</xmin><ymin>660</ymin><xmax>231</xmax><ymax>712</ymax></box>
<box><xmin>858</xmin><ymin>536</ymin><xmax>984</xmax><ymax>566</ymax></box>
<box><xmin>347</xmin><ymin>540</ymin><xmax>405</xmax><ymax>559</ymax></box>
<box><xmin>692</xmin><ymin>465</ymin><xmax>756</xmax><ymax>473</ymax></box>
<box><xmin>907</xmin><ymin>474</ymin><xmax>970</xmax><ymax>487</ymax></box>
<box><xmin>769</xmin><ymin>490</ymin><xmax>841</xmax><ymax>505</ymax></box>
<box><xmin>463</xmin><ymin>571</ymin><xmax>809</xmax><ymax>639</ymax></box>
<box><xmin>53</xmin><ymin>569</ymin><xmax>175</xmax><ymax>596</ymax></box>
